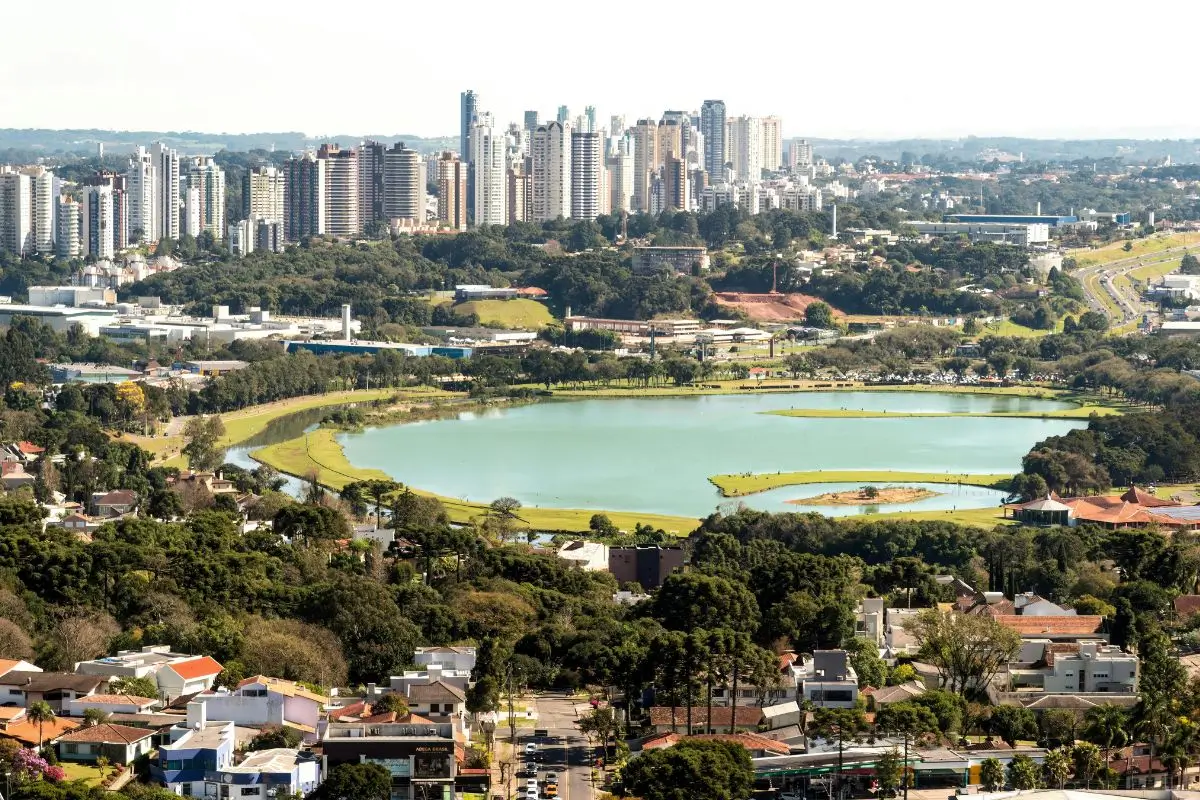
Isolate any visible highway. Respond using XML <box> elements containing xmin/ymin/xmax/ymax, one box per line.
<box><xmin>1069</xmin><ymin>244</ymin><xmax>1192</xmax><ymax>329</ymax></box>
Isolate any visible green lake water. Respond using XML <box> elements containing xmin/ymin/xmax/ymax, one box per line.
<box><xmin>334</xmin><ymin>391</ymin><xmax>1086</xmax><ymax>519</ymax></box>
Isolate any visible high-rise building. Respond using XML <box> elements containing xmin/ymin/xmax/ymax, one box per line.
<box><xmin>183</xmin><ymin>185</ymin><xmax>202</xmax><ymax>238</ymax></box>
<box><xmin>151</xmin><ymin>142</ymin><xmax>181</xmax><ymax>241</ymax></box>
<box><xmin>789</xmin><ymin>139</ymin><xmax>814</xmax><ymax>169</ymax></box>
<box><xmin>664</xmin><ymin>154</ymin><xmax>689</xmax><ymax>212</ymax></box>
<box><xmin>245</xmin><ymin>166</ymin><xmax>286</xmax><ymax>223</ymax></box>
<box><xmin>187</xmin><ymin>157</ymin><xmax>226</xmax><ymax>240</ymax></box>
<box><xmin>606</xmin><ymin>140</ymin><xmax>634</xmax><ymax>215</ymax></box>
<box><xmin>610</xmin><ymin>115</ymin><xmax>626</xmax><ymax>137</ymax></box>
<box><xmin>284</xmin><ymin>153</ymin><xmax>327</xmax><ymax>241</ymax></box>
<box><xmin>657</xmin><ymin>118</ymin><xmax>683</xmax><ymax>163</ymax></box>
<box><xmin>761</xmin><ymin>116</ymin><xmax>783</xmax><ymax>172</ymax></box>
<box><xmin>83</xmin><ymin>173</ymin><xmax>127</xmax><ymax>253</ymax></box>
<box><xmin>82</xmin><ymin>185</ymin><xmax>115</xmax><ymax>260</ymax></box>
<box><xmin>0</xmin><ymin>169</ymin><xmax>33</xmax><ymax>256</ymax></box>
<box><xmin>507</xmin><ymin>160</ymin><xmax>531</xmax><ymax>225</ymax></box>
<box><xmin>570</xmin><ymin>131</ymin><xmax>601</xmax><ymax>221</ymax></box>
<box><xmin>460</xmin><ymin>90</ymin><xmax>479</xmax><ymax>162</ymax></box>
<box><xmin>318</xmin><ymin>144</ymin><xmax>360</xmax><ymax>237</ymax></box>
<box><xmin>55</xmin><ymin>196</ymin><xmax>79</xmax><ymax>259</ymax></box>
<box><xmin>126</xmin><ymin>147</ymin><xmax>156</xmax><ymax>243</ymax></box>
<box><xmin>583</xmin><ymin>106</ymin><xmax>597</xmax><ymax>134</ymax></box>
<box><xmin>19</xmin><ymin>167</ymin><xmax>56</xmax><ymax>254</ymax></box>
<box><xmin>531</xmin><ymin>121</ymin><xmax>571</xmax><ymax>222</ymax></box>
<box><xmin>523</xmin><ymin>111</ymin><xmax>539</xmax><ymax>134</ymax></box>
<box><xmin>700</xmin><ymin>100</ymin><xmax>727</xmax><ymax>178</ymax></box>
<box><xmin>556</xmin><ymin>105</ymin><xmax>570</xmax><ymax>124</ymax></box>
<box><xmin>470</xmin><ymin>113</ymin><xmax>507</xmax><ymax>227</ymax></box>
<box><xmin>358</xmin><ymin>141</ymin><xmax>387</xmax><ymax>225</ymax></box>
<box><xmin>631</xmin><ymin>119</ymin><xmax>659</xmax><ymax>213</ymax></box>
<box><xmin>383</xmin><ymin>142</ymin><xmax>425</xmax><ymax>221</ymax></box>
<box><xmin>436</xmin><ymin>152</ymin><xmax>468</xmax><ymax>231</ymax></box>
<box><xmin>728</xmin><ymin>116</ymin><xmax>763</xmax><ymax>182</ymax></box>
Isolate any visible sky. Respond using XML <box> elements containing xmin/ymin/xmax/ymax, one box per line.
<box><xmin>3</xmin><ymin>0</ymin><xmax>1198</xmax><ymax>141</ymax></box>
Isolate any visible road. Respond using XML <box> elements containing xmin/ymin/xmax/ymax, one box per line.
<box><xmin>1070</xmin><ymin>244</ymin><xmax>1193</xmax><ymax>330</ymax></box>
<box><xmin>501</xmin><ymin>695</ymin><xmax>594</xmax><ymax>800</ymax></box>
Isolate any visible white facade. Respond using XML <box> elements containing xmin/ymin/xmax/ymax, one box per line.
<box><xmin>319</xmin><ymin>146</ymin><xmax>360</xmax><ymax>237</ymax></box>
<box><xmin>570</xmin><ymin>131</ymin><xmax>601</xmax><ymax>221</ymax></box>
<box><xmin>558</xmin><ymin>540</ymin><xmax>609</xmax><ymax>571</ymax></box>
<box><xmin>532</xmin><ymin>121</ymin><xmax>571</xmax><ymax>222</ymax></box>
<box><xmin>246</xmin><ymin>166</ymin><xmax>285</xmax><ymax>223</ymax></box>
<box><xmin>761</xmin><ymin>116</ymin><xmax>783</xmax><ymax>172</ymax></box>
<box><xmin>189</xmin><ymin>678</ymin><xmax>324</xmax><ymax>740</ymax></box>
<box><xmin>183</xmin><ymin>186</ymin><xmax>202</xmax><ymax>238</ymax></box>
<box><xmin>471</xmin><ymin>113</ymin><xmax>507</xmax><ymax>226</ymax></box>
<box><xmin>187</xmin><ymin>157</ymin><xmax>226</xmax><ymax>240</ymax></box>
<box><xmin>207</xmin><ymin>748</ymin><xmax>321</xmax><ymax>799</ymax></box>
<box><xmin>383</xmin><ymin>143</ymin><xmax>425</xmax><ymax>221</ymax></box>
<box><xmin>56</xmin><ymin>197</ymin><xmax>81</xmax><ymax>259</ymax></box>
<box><xmin>436</xmin><ymin>153</ymin><xmax>468</xmax><ymax>231</ymax></box>
<box><xmin>83</xmin><ymin>186</ymin><xmax>115</xmax><ymax>260</ymax></box>
<box><xmin>413</xmin><ymin>647</ymin><xmax>477</xmax><ymax>672</ymax></box>
<box><xmin>151</xmin><ymin>142</ymin><xmax>181</xmax><ymax>241</ymax></box>
<box><xmin>606</xmin><ymin>151</ymin><xmax>633</xmax><ymax>215</ymax></box>
<box><xmin>22</xmin><ymin>167</ymin><xmax>56</xmax><ymax>253</ymax></box>
<box><xmin>728</xmin><ymin>116</ymin><xmax>763</xmax><ymax>182</ymax></box>
<box><xmin>0</xmin><ymin>169</ymin><xmax>34</xmax><ymax>255</ymax></box>
<box><xmin>126</xmin><ymin>147</ymin><xmax>156</xmax><ymax>243</ymax></box>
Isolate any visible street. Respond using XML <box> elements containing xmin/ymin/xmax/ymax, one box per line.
<box><xmin>504</xmin><ymin>694</ymin><xmax>595</xmax><ymax>800</ymax></box>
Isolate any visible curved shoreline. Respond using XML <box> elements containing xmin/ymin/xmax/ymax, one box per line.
<box><xmin>763</xmin><ymin>404</ymin><xmax>1117</xmax><ymax>420</ymax></box>
<box><xmin>709</xmin><ymin>470</ymin><xmax>1012</xmax><ymax>498</ymax></box>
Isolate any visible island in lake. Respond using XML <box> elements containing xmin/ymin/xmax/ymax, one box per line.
<box><xmin>788</xmin><ymin>485</ymin><xmax>940</xmax><ymax>506</ymax></box>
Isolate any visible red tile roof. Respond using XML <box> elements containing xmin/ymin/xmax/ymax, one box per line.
<box><xmin>648</xmin><ymin>706</ymin><xmax>763</xmax><ymax>728</ymax></box>
<box><xmin>993</xmin><ymin>615</ymin><xmax>1104</xmax><ymax>636</ymax></box>
<box><xmin>167</xmin><ymin>656</ymin><xmax>223</xmax><ymax>680</ymax></box>
<box><xmin>57</xmin><ymin>723</ymin><xmax>153</xmax><ymax>744</ymax></box>
<box><xmin>16</xmin><ymin>442</ymin><xmax>44</xmax><ymax>454</ymax></box>
<box><xmin>1176</xmin><ymin>595</ymin><xmax>1200</xmax><ymax>618</ymax></box>
<box><xmin>77</xmin><ymin>694</ymin><xmax>158</xmax><ymax>707</ymax></box>
<box><xmin>643</xmin><ymin>731</ymin><xmax>790</xmax><ymax>755</ymax></box>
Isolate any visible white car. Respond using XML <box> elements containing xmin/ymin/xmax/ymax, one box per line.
<box><xmin>525</xmin><ymin>742</ymin><xmax>538</xmax><ymax>754</ymax></box>
<box><xmin>527</xmin><ymin>779</ymin><xmax>539</xmax><ymax>789</ymax></box>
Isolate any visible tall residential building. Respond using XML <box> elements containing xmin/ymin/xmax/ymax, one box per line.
<box><xmin>21</xmin><ymin>167</ymin><xmax>56</xmax><ymax>254</ymax></box>
<box><xmin>700</xmin><ymin>100</ymin><xmax>727</xmax><ymax>178</ymax></box>
<box><xmin>83</xmin><ymin>173</ymin><xmax>127</xmax><ymax>252</ymax></box>
<box><xmin>523</xmin><ymin>111</ymin><xmax>539</xmax><ymax>134</ymax></box>
<box><xmin>358</xmin><ymin>141</ymin><xmax>387</xmax><ymax>225</ymax></box>
<box><xmin>0</xmin><ymin>169</ymin><xmax>34</xmax><ymax>255</ymax></box>
<box><xmin>728</xmin><ymin>116</ymin><xmax>763</xmax><ymax>182</ymax></box>
<box><xmin>187</xmin><ymin>157</ymin><xmax>226</xmax><ymax>240</ymax></box>
<box><xmin>183</xmin><ymin>185</ymin><xmax>202</xmax><ymax>238</ymax></box>
<box><xmin>657</xmin><ymin>118</ymin><xmax>683</xmax><ymax>163</ymax></box>
<box><xmin>664</xmin><ymin>154</ymin><xmax>689</xmax><ymax>212</ymax></box>
<box><xmin>470</xmin><ymin>113</ymin><xmax>507</xmax><ymax>227</ymax></box>
<box><xmin>383</xmin><ymin>142</ymin><xmax>425</xmax><ymax>221</ymax></box>
<box><xmin>606</xmin><ymin>145</ymin><xmax>634</xmax><ymax>214</ymax></box>
<box><xmin>556</xmin><ymin>105</ymin><xmax>570</xmax><ymax>124</ymax></box>
<box><xmin>245</xmin><ymin>166</ymin><xmax>286</xmax><ymax>223</ymax></box>
<box><xmin>507</xmin><ymin>160</ymin><xmax>531</xmax><ymax>225</ymax></box>
<box><xmin>790</xmin><ymin>139</ymin><xmax>814</xmax><ymax>169</ymax></box>
<box><xmin>126</xmin><ymin>147</ymin><xmax>156</xmax><ymax>243</ymax></box>
<box><xmin>570</xmin><ymin>131</ymin><xmax>601</xmax><ymax>221</ymax></box>
<box><xmin>631</xmin><ymin>119</ymin><xmax>659</xmax><ymax>213</ymax></box>
<box><xmin>459</xmin><ymin>91</ymin><xmax>479</xmax><ymax>163</ymax></box>
<box><xmin>55</xmin><ymin>197</ymin><xmax>80</xmax><ymax>259</ymax></box>
<box><xmin>318</xmin><ymin>144</ymin><xmax>360</xmax><ymax>237</ymax></box>
<box><xmin>761</xmin><ymin>116</ymin><xmax>783</xmax><ymax>172</ymax></box>
<box><xmin>284</xmin><ymin>153</ymin><xmax>327</xmax><ymax>241</ymax></box>
<box><xmin>82</xmin><ymin>185</ymin><xmax>115</xmax><ymax>260</ymax></box>
<box><xmin>436</xmin><ymin>152</ymin><xmax>468</xmax><ymax>231</ymax></box>
<box><xmin>151</xmin><ymin>142</ymin><xmax>181</xmax><ymax>241</ymax></box>
<box><xmin>531</xmin><ymin>121</ymin><xmax>571</xmax><ymax>222</ymax></box>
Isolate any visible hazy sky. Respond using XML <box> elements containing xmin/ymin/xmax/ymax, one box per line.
<box><xmin>4</xmin><ymin>0</ymin><xmax>1197</xmax><ymax>140</ymax></box>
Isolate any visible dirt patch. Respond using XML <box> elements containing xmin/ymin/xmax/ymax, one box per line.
<box><xmin>788</xmin><ymin>486</ymin><xmax>939</xmax><ymax>506</ymax></box>
<box><xmin>714</xmin><ymin>292</ymin><xmax>845</xmax><ymax>323</ymax></box>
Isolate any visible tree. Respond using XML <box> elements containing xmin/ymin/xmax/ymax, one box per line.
<box><xmin>182</xmin><ymin>415</ymin><xmax>227</xmax><ymax>471</ymax></box>
<box><xmin>247</xmin><ymin>726</ymin><xmax>303</xmax><ymax>751</ymax></box>
<box><xmin>1042</xmin><ymin>747</ymin><xmax>1072</xmax><ymax>789</ymax></box>
<box><xmin>240</xmin><ymin>618</ymin><xmax>348</xmax><ymax>688</ymax></box>
<box><xmin>1072</xmin><ymin>741</ymin><xmax>1107</xmax><ymax>790</ymax></box>
<box><xmin>1040</xmin><ymin>708</ymin><xmax>1077</xmax><ymax>749</ymax></box>
<box><xmin>578</xmin><ymin>707</ymin><xmax>620</xmax><ymax>760</ymax></box>
<box><xmin>652</xmin><ymin>572</ymin><xmax>759</xmax><ymax>634</ymax></box>
<box><xmin>812</xmin><ymin>707</ymin><xmax>869</xmax><ymax>798</ymax></box>
<box><xmin>875</xmin><ymin>703</ymin><xmax>938</xmax><ymax>800</ymax></box>
<box><xmin>465</xmin><ymin>674</ymin><xmax>499</xmax><ymax>714</ymax></box>
<box><xmin>989</xmin><ymin>705</ymin><xmax>1037</xmax><ymax>746</ymax></box>
<box><xmin>1182</xmin><ymin>253</ymin><xmax>1200</xmax><ymax>275</ymax></box>
<box><xmin>81</xmin><ymin>708</ymin><xmax>110</xmax><ymax>728</ymax></box>
<box><xmin>1007</xmin><ymin>753</ymin><xmax>1041</xmax><ymax>790</ymax></box>
<box><xmin>588</xmin><ymin>513</ymin><xmax>618</xmax><ymax>537</ymax></box>
<box><xmin>622</xmin><ymin>739</ymin><xmax>754</xmax><ymax>800</ymax></box>
<box><xmin>905</xmin><ymin>608</ymin><xmax>1020</xmax><ymax>694</ymax></box>
<box><xmin>875</xmin><ymin>748</ymin><xmax>903</xmax><ymax>797</ymax></box>
<box><xmin>1082</xmin><ymin>704</ymin><xmax>1128</xmax><ymax>765</ymax></box>
<box><xmin>372</xmin><ymin>693</ymin><xmax>410</xmax><ymax>716</ymax></box>
<box><xmin>805</xmin><ymin>301</ymin><xmax>837</xmax><ymax>330</ymax></box>
<box><xmin>0</xmin><ymin>618</ymin><xmax>33</xmax><ymax>660</ymax></box>
<box><xmin>310</xmin><ymin>762</ymin><xmax>391</xmax><ymax>800</ymax></box>
<box><xmin>26</xmin><ymin>701</ymin><xmax>55</xmax><ymax>751</ymax></box>
<box><xmin>109</xmin><ymin>676</ymin><xmax>160</xmax><ymax>699</ymax></box>
<box><xmin>980</xmin><ymin>757</ymin><xmax>1005</xmax><ymax>791</ymax></box>
<box><xmin>844</xmin><ymin>637</ymin><xmax>886</xmax><ymax>689</ymax></box>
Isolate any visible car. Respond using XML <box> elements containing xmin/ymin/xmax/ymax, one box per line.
<box><xmin>525</xmin><ymin>742</ymin><xmax>538</xmax><ymax>754</ymax></box>
<box><xmin>524</xmin><ymin>763</ymin><xmax>538</xmax><ymax>776</ymax></box>
<box><xmin>544</xmin><ymin>786</ymin><xmax>558</xmax><ymax>798</ymax></box>
<box><xmin>526</xmin><ymin>778</ymin><xmax>538</xmax><ymax>789</ymax></box>
<box><xmin>544</xmin><ymin>772</ymin><xmax>559</xmax><ymax>782</ymax></box>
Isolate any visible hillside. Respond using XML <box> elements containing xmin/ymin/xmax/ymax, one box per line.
<box><xmin>452</xmin><ymin>299</ymin><xmax>556</xmax><ymax>329</ymax></box>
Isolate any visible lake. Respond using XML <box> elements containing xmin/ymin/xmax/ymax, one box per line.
<box><xmin>331</xmin><ymin>391</ymin><xmax>1085</xmax><ymax>519</ymax></box>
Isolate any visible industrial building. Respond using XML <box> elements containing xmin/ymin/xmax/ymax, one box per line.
<box><xmin>944</xmin><ymin>213</ymin><xmax>1078</xmax><ymax>227</ymax></box>
<box><xmin>284</xmin><ymin>340</ymin><xmax>474</xmax><ymax>358</ymax></box>
<box><xmin>632</xmin><ymin>246</ymin><xmax>710</xmax><ymax>275</ymax></box>
<box><xmin>910</xmin><ymin>221</ymin><xmax>1049</xmax><ymax>247</ymax></box>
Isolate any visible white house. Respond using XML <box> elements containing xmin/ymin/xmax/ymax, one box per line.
<box><xmin>557</xmin><ymin>540</ymin><xmax>610</xmax><ymax>571</ymax></box>
<box><xmin>413</xmin><ymin>646</ymin><xmax>476</xmax><ymax>673</ymax></box>
<box><xmin>156</xmin><ymin>656</ymin><xmax>223</xmax><ymax>700</ymax></box>
<box><xmin>75</xmin><ymin>646</ymin><xmax>222</xmax><ymax>699</ymax></box>
<box><xmin>205</xmin><ymin>748</ymin><xmax>321</xmax><ymax>799</ymax></box>
<box><xmin>67</xmin><ymin>693</ymin><xmax>160</xmax><ymax>717</ymax></box>
<box><xmin>801</xmin><ymin>650</ymin><xmax>859</xmax><ymax>709</ymax></box>
<box><xmin>190</xmin><ymin>676</ymin><xmax>326</xmax><ymax>741</ymax></box>
<box><xmin>378</xmin><ymin>663</ymin><xmax>471</xmax><ymax>698</ymax></box>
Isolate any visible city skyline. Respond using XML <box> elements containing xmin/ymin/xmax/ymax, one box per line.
<box><xmin>3</xmin><ymin>0</ymin><xmax>1197</xmax><ymax>140</ymax></box>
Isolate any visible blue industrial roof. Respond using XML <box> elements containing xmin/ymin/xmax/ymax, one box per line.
<box><xmin>944</xmin><ymin>214</ymin><xmax>1077</xmax><ymax>226</ymax></box>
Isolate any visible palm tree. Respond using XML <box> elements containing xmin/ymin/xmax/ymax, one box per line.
<box><xmin>1134</xmin><ymin>694</ymin><xmax>1174</xmax><ymax>788</ymax></box>
<box><xmin>1043</xmin><ymin>747</ymin><xmax>1072</xmax><ymax>789</ymax></box>
<box><xmin>1082</xmin><ymin>704</ymin><xmax>1129</xmax><ymax>766</ymax></box>
<box><xmin>26</xmin><ymin>700</ymin><xmax>55</xmax><ymax>751</ymax></box>
<box><xmin>1162</xmin><ymin>722</ymin><xmax>1200</xmax><ymax>790</ymax></box>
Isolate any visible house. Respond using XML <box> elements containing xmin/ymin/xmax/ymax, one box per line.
<box><xmin>57</xmin><ymin>723</ymin><xmax>155</xmax><ymax>765</ymax></box>
<box><xmin>0</xmin><ymin>462</ymin><xmax>35</xmax><ymax>490</ymax></box>
<box><xmin>557</xmin><ymin>540</ymin><xmax>610</xmax><ymax>571</ymax></box>
<box><xmin>884</xmin><ymin>608</ymin><xmax>921</xmax><ymax>658</ymax></box>
<box><xmin>49</xmin><ymin>513</ymin><xmax>102</xmax><ymax>534</ymax></box>
<box><xmin>205</xmin><ymin>747</ymin><xmax>322</xmax><ymax>799</ymax></box>
<box><xmin>801</xmin><ymin>650</ymin><xmax>859</xmax><ymax>709</ymax></box>
<box><xmin>89</xmin><ymin>489</ymin><xmax>138</xmax><ymax>517</ymax></box>
<box><xmin>608</xmin><ymin>546</ymin><xmax>685</xmax><ymax>590</ymax></box>
<box><xmin>0</xmin><ymin>708</ymin><xmax>80</xmax><ymax>747</ymax></box>
<box><xmin>648</xmin><ymin>705</ymin><xmax>764</xmax><ymax>734</ymax></box>
<box><xmin>1004</xmin><ymin>486</ymin><xmax>1200</xmax><ymax>529</ymax></box>
<box><xmin>413</xmin><ymin>647</ymin><xmax>476</xmax><ymax>673</ymax></box>
<box><xmin>761</xmin><ymin>701</ymin><xmax>803</xmax><ymax>731</ymax></box>
<box><xmin>67</xmin><ymin>693</ymin><xmax>160</xmax><ymax>717</ymax></box>
<box><xmin>322</xmin><ymin>721</ymin><xmax>460</xmax><ymax>800</ymax></box>
<box><xmin>1013</xmin><ymin>593</ymin><xmax>1076</xmax><ymax>617</ymax></box>
<box><xmin>155</xmin><ymin>656</ymin><xmax>223</xmax><ymax>700</ymax></box>
<box><xmin>863</xmin><ymin>681</ymin><xmax>926</xmax><ymax>710</ymax></box>
<box><xmin>992</xmin><ymin>615</ymin><xmax>1105</xmax><ymax>641</ymax></box>
<box><xmin>855</xmin><ymin>598</ymin><xmax>885</xmax><ymax>646</ymax></box>
<box><xmin>641</xmin><ymin>731</ymin><xmax>789</xmax><ymax>757</ymax></box>
<box><xmin>376</xmin><ymin>662</ymin><xmax>472</xmax><ymax>699</ymax></box>
<box><xmin>189</xmin><ymin>676</ymin><xmax>326</xmax><ymax>741</ymax></box>
<box><xmin>0</xmin><ymin>659</ymin><xmax>41</xmax><ymax>679</ymax></box>
<box><xmin>0</xmin><ymin>671</ymin><xmax>108</xmax><ymax>712</ymax></box>
<box><xmin>991</xmin><ymin>640</ymin><xmax>1138</xmax><ymax>706</ymax></box>
<box><xmin>170</xmin><ymin>471</ymin><xmax>237</xmax><ymax>496</ymax></box>
<box><xmin>3</xmin><ymin>441</ymin><xmax>45</xmax><ymax>463</ymax></box>
<box><xmin>404</xmin><ymin>681</ymin><xmax>468</xmax><ymax>731</ymax></box>
<box><xmin>153</xmin><ymin>706</ymin><xmax>237</xmax><ymax>795</ymax></box>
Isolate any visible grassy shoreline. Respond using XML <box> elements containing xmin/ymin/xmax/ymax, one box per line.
<box><xmin>709</xmin><ymin>470</ymin><xmax>1013</xmax><ymax>497</ymax></box>
<box><xmin>764</xmin><ymin>404</ymin><xmax>1118</xmax><ymax>420</ymax></box>
<box><xmin>251</xmin><ymin>428</ymin><xmax>702</xmax><ymax>534</ymax></box>
<box><xmin>547</xmin><ymin>381</ymin><xmax>1071</xmax><ymax>400</ymax></box>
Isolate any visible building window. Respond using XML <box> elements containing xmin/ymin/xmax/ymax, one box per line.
<box><xmin>63</xmin><ymin>743</ymin><xmax>78</xmax><ymax>755</ymax></box>
<box><xmin>240</xmin><ymin>788</ymin><xmax>259</xmax><ymax>796</ymax></box>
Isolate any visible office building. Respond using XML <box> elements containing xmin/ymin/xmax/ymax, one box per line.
<box><xmin>761</xmin><ymin>116</ymin><xmax>783</xmax><ymax>172</ymax></box>
<box><xmin>664</xmin><ymin>154</ymin><xmax>689</xmax><ymax>212</ymax></box>
<box><xmin>284</xmin><ymin>153</ymin><xmax>326</xmax><ymax>241</ymax></box>
<box><xmin>523</xmin><ymin>110</ymin><xmax>538</xmax><ymax>133</ymax></box>
<box><xmin>556</xmin><ymin>105</ymin><xmax>569</xmax><ymax>124</ymax></box>
<box><xmin>470</xmin><ymin>113</ymin><xmax>507</xmax><ymax>226</ymax></box>
<box><xmin>151</xmin><ymin>143</ymin><xmax>181</xmax><ymax>241</ymax></box>
<box><xmin>187</xmin><ymin>157</ymin><xmax>226</xmax><ymax>240</ymax></box>
<box><xmin>727</xmin><ymin>116</ymin><xmax>763</xmax><ymax>182</ymax></box>
<box><xmin>531</xmin><ymin>121</ymin><xmax>571</xmax><ymax>222</ymax></box>
<box><xmin>357</xmin><ymin>140</ymin><xmax>386</xmax><ymax>226</ymax></box>
<box><xmin>631</xmin><ymin>119</ymin><xmax>659</xmax><ymax>213</ymax></box>
<box><xmin>0</xmin><ymin>169</ymin><xmax>34</xmax><ymax>255</ymax></box>
<box><xmin>55</xmin><ymin>197</ymin><xmax>80</xmax><ymax>259</ymax></box>
<box><xmin>459</xmin><ymin>90</ymin><xmax>478</xmax><ymax>163</ymax></box>
<box><xmin>244</xmin><ymin>166</ymin><xmax>285</xmax><ymax>223</ymax></box>
<box><xmin>318</xmin><ymin>144</ymin><xmax>360</xmax><ymax>237</ymax></box>
<box><xmin>571</xmin><ymin>131</ymin><xmax>601</xmax><ymax>220</ymax></box>
<box><xmin>383</xmin><ymin>142</ymin><xmax>425</xmax><ymax>222</ymax></box>
<box><xmin>436</xmin><ymin>152</ymin><xmax>468</xmax><ymax>231</ymax></box>
<box><xmin>322</xmin><ymin>722</ymin><xmax>461</xmax><ymax>800</ymax></box>
<box><xmin>606</xmin><ymin>150</ymin><xmax>633</xmax><ymax>215</ymax></box>
<box><xmin>700</xmin><ymin>100</ymin><xmax>727</xmax><ymax>179</ymax></box>
<box><xmin>82</xmin><ymin>185</ymin><xmax>115</xmax><ymax>260</ymax></box>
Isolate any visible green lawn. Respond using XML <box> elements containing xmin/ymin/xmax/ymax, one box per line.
<box><xmin>764</xmin><ymin>403</ymin><xmax>1118</xmax><ymax>420</ymax></box>
<box><xmin>252</xmin><ymin>428</ymin><xmax>701</xmax><ymax>534</ymax></box>
<box><xmin>452</xmin><ymin>299</ymin><xmax>555</xmax><ymax>329</ymax></box>
<box><xmin>1071</xmin><ymin>233</ymin><xmax>1200</xmax><ymax>268</ymax></box>
<box><xmin>58</xmin><ymin>762</ymin><xmax>107</xmax><ymax>785</ymax></box>
<box><xmin>979</xmin><ymin>317</ymin><xmax>1064</xmax><ymax>338</ymax></box>
<box><xmin>709</xmin><ymin>470</ymin><xmax>1014</xmax><ymax>497</ymax></box>
<box><xmin>847</xmin><ymin>504</ymin><xmax>1012</xmax><ymax>528</ymax></box>
<box><xmin>1115</xmin><ymin>256</ymin><xmax>1183</xmax><ymax>296</ymax></box>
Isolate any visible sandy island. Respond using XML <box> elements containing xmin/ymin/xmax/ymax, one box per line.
<box><xmin>788</xmin><ymin>486</ymin><xmax>940</xmax><ymax>506</ymax></box>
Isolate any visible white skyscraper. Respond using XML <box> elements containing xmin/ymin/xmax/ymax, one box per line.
<box><xmin>532</xmin><ymin>121</ymin><xmax>571</xmax><ymax>222</ymax></box>
<box><xmin>318</xmin><ymin>144</ymin><xmax>360</xmax><ymax>237</ymax></box>
<box><xmin>23</xmin><ymin>167</ymin><xmax>55</xmax><ymax>254</ymax></box>
<box><xmin>570</xmin><ymin>131</ymin><xmax>601</xmax><ymax>221</ymax></box>
<box><xmin>126</xmin><ymin>146</ymin><xmax>156</xmax><ymax>243</ymax></box>
<box><xmin>383</xmin><ymin>143</ymin><xmax>426</xmax><ymax>221</ymax></box>
<box><xmin>790</xmin><ymin>139</ymin><xmax>814</xmax><ymax>169</ymax></box>
<box><xmin>728</xmin><ymin>116</ymin><xmax>763</xmax><ymax>182</ymax></box>
<box><xmin>187</xmin><ymin>157</ymin><xmax>226</xmax><ymax>239</ymax></box>
<box><xmin>55</xmin><ymin>196</ymin><xmax>80</xmax><ymax>258</ymax></box>
<box><xmin>471</xmin><ymin>113</ymin><xmax>507</xmax><ymax>226</ymax></box>
<box><xmin>761</xmin><ymin>116</ymin><xmax>783</xmax><ymax>172</ymax></box>
<box><xmin>183</xmin><ymin>185</ymin><xmax>202</xmax><ymax>237</ymax></box>
<box><xmin>245</xmin><ymin>166</ymin><xmax>286</xmax><ymax>223</ymax></box>
<box><xmin>151</xmin><ymin>142</ymin><xmax>181</xmax><ymax>241</ymax></box>
<box><xmin>0</xmin><ymin>169</ymin><xmax>34</xmax><ymax>255</ymax></box>
<box><xmin>82</xmin><ymin>185</ymin><xmax>115</xmax><ymax>259</ymax></box>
